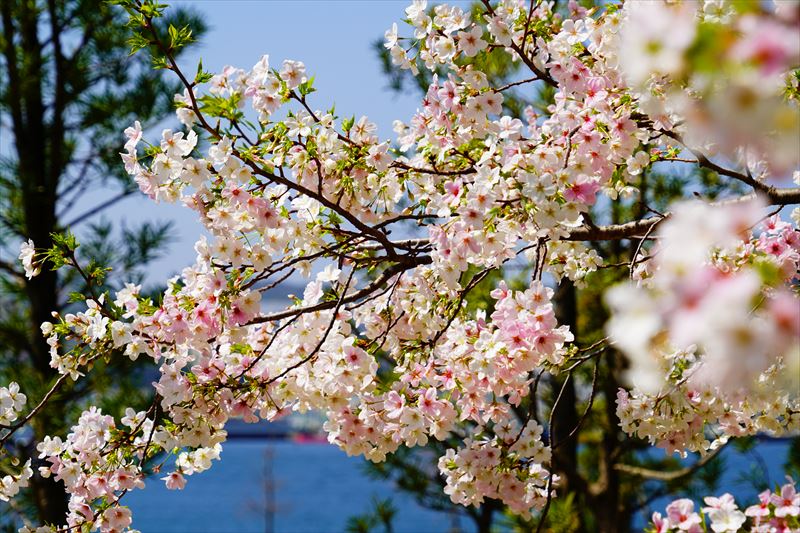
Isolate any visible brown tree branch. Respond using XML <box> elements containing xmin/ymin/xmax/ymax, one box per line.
<box><xmin>614</xmin><ymin>444</ymin><xmax>727</xmax><ymax>482</ymax></box>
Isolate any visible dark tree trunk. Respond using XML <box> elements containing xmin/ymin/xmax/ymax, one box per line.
<box><xmin>589</xmin><ymin>196</ymin><xmax>629</xmax><ymax>533</ymax></box>
<box><xmin>1</xmin><ymin>0</ymin><xmax>71</xmax><ymax>524</ymax></box>
<box><xmin>474</xmin><ymin>501</ymin><xmax>495</xmax><ymax>533</ymax></box>
<box><xmin>551</xmin><ymin>280</ymin><xmax>586</xmax><ymax>532</ymax></box>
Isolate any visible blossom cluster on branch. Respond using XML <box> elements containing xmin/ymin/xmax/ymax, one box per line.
<box><xmin>650</xmin><ymin>478</ymin><xmax>800</xmax><ymax>533</ymax></box>
<box><xmin>2</xmin><ymin>0</ymin><xmax>799</xmax><ymax>530</ymax></box>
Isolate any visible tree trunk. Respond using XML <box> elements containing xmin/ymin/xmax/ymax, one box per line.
<box><xmin>551</xmin><ymin>280</ymin><xmax>586</xmax><ymax>532</ymax></box>
<box><xmin>592</xmin><ymin>349</ymin><xmax>626</xmax><ymax>533</ymax></box>
<box><xmin>1</xmin><ymin>0</ymin><xmax>71</xmax><ymax>524</ymax></box>
<box><xmin>590</xmin><ymin>198</ymin><xmax>628</xmax><ymax>533</ymax></box>
<box><xmin>474</xmin><ymin>501</ymin><xmax>494</xmax><ymax>533</ymax></box>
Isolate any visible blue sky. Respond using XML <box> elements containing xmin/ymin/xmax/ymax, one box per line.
<box><xmin>173</xmin><ymin>1</ymin><xmax>423</xmax><ymax>138</ymax></box>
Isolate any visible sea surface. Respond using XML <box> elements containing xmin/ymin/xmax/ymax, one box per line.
<box><xmin>124</xmin><ymin>438</ymin><xmax>794</xmax><ymax>533</ymax></box>
<box><xmin>126</xmin><ymin>439</ymin><xmax>465</xmax><ymax>533</ymax></box>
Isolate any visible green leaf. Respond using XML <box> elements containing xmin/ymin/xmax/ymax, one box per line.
<box><xmin>298</xmin><ymin>76</ymin><xmax>316</xmax><ymax>96</ymax></box>
<box><xmin>194</xmin><ymin>59</ymin><xmax>213</xmax><ymax>84</ymax></box>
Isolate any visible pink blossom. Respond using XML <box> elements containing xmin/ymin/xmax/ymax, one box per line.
<box><xmin>162</xmin><ymin>471</ymin><xmax>187</xmax><ymax>490</ymax></box>
<box><xmin>666</xmin><ymin>498</ymin><xmax>702</xmax><ymax>531</ymax></box>
<box><xmin>771</xmin><ymin>482</ymin><xmax>800</xmax><ymax>518</ymax></box>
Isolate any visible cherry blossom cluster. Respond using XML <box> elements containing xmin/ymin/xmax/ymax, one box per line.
<box><xmin>438</xmin><ymin>421</ymin><xmax>553</xmax><ymax>518</ymax></box>
<box><xmin>326</xmin><ymin>280</ymin><xmax>566</xmax><ymax>509</ymax></box>
<box><xmin>649</xmin><ymin>479</ymin><xmax>800</xmax><ymax>533</ymax></box>
<box><xmin>0</xmin><ymin>382</ymin><xmax>26</xmax><ymax>426</ymax></box>
<box><xmin>388</xmin><ymin>0</ymin><xmax>656</xmax><ymax>261</ymax></box>
<box><xmin>616</xmin><ymin>368</ymin><xmax>798</xmax><ymax>457</ymax></box>
<box><xmin>2</xmin><ymin>0</ymin><xmax>799</xmax><ymax>529</ymax></box>
<box><xmin>0</xmin><ymin>460</ymin><xmax>33</xmax><ymax>504</ymax></box>
<box><xmin>34</xmin><ymin>408</ymin><xmax>146</xmax><ymax>531</ymax></box>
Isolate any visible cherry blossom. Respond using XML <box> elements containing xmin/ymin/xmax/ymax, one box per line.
<box><xmin>654</xmin><ymin>480</ymin><xmax>800</xmax><ymax>532</ymax></box>
<box><xmin>1</xmin><ymin>0</ymin><xmax>798</xmax><ymax>530</ymax></box>
<box><xmin>0</xmin><ymin>382</ymin><xmax>26</xmax><ymax>426</ymax></box>
<box><xmin>18</xmin><ymin>240</ymin><xmax>40</xmax><ymax>280</ymax></box>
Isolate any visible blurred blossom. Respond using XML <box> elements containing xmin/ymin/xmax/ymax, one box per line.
<box><xmin>607</xmin><ymin>198</ymin><xmax>800</xmax><ymax>397</ymax></box>
<box><xmin>619</xmin><ymin>1</ymin><xmax>696</xmax><ymax>87</ymax></box>
<box><xmin>619</xmin><ymin>0</ymin><xmax>800</xmax><ymax>177</ymax></box>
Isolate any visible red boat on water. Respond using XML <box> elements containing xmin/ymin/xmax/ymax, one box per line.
<box><xmin>290</xmin><ymin>432</ymin><xmax>328</xmax><ymax>444</ymax></box>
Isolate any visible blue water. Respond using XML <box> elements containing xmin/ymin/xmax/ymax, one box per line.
<box><xmin>123</xmin><ymin>438</ymin><xmax>794</xmax><ymax>533</ymax></box>
<box><xmin>0</xmin><ymin>435</ymin><xmax>791</xmax><ymax>531</ymax></box>
<box><xmin>126</xmin><ymin>440</ymin><xmax>467</xmax><ymax>533</ymax></box>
